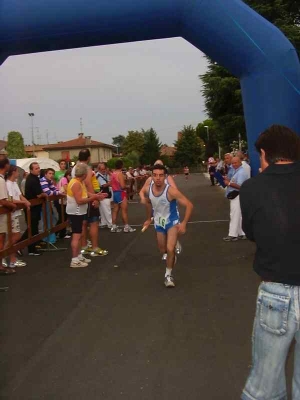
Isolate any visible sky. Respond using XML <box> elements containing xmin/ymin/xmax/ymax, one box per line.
<box><xmin>0</xmin><ymin>37</ymin><xmax>208</xmax><ymax>147</ymax></box>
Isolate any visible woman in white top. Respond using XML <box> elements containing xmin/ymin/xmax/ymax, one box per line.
<box><xmin>5</xmin><ymin>166</ymin><xmax>31</xmax><ymax>269</ymax></box>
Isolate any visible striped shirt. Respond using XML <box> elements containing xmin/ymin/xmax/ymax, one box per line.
<box><xmin>40</xmin><ymin>176</ymin><xmax>60</xmax><ymax>196</ymax></box>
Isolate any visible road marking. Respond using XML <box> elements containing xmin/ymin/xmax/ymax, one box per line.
<box><xmin>128</xmin><ymin>219</ymin><xmax>229</xmax><ymax>227</ymax></box>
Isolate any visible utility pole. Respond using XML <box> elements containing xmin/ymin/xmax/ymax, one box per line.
<box><xmin>80</xmin><ymin>117</ymin><xmax>83</xmax><ymax>133</ymax></box>
<box><xmin>28</xmin><ymin>113</ymin><xmax>35</xmax><ymax>156</ymax></box>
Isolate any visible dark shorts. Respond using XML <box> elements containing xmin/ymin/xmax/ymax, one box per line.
<box><xmin>83</xmin><ymin>203</ymin><xmax>100</xmax><ymax>223</ymax></box>
<box><xmin>113</xmin><ymin>190</ymin><xmax>127</xmax><ymax>204</ymax></box>
<box><xmin>68</xmin><ymin>214</ymin><xmax>85</xmax><ymax>234</ymax></box>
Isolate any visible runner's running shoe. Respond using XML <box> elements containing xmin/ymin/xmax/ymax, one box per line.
<box><xmin>123</xmin><ymin>226</ymin><xmax>136</xmax><ymax>233</ymax></box>
<box><xmin>164</xmin><ymin>275</ymin><xmax>175</xmax><ymax>288</ymax></box>
<box><xmin>78</xmin><ymin>255</ymin><xmax>92</xmax><ymax>264</ymax></box>
<box><xmin>70</xmin><ymin>260</ymin><xmax>88</xmax><ymax>268</ymax></box>
<box><xmin>87</xmin><ymin>247</ymin><xmax>108</xmax><ymax>257</ymax></box>
<box><xmin>111</xmin><ymin>226</ymin><xmax>122</xmax><ymax>233</ymax></box>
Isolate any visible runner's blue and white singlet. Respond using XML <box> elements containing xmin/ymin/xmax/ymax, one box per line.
<box><xmin>149</xmin><ymin>182</ymin><xmax>180</xmax><ymax>231</ymax></box>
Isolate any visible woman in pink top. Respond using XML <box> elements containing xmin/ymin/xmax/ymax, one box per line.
<box><xmin>110</xmin><ymin>160</ymin><xmax>136</xmax><ymax>233</ymax></box>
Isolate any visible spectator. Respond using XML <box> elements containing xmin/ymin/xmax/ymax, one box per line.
<box><xmin>40</xmin><ymin>168</ymin><xmax>62</xmax><ymax>244</ymax></box>
<box><xmin>223</xmin><ymin>153</ymin><xmax>234</xmax><ymax>178</ymax></box>
<box><xmin>0</xmin><ymin>158</ymin><xmax>17</xmax><ymax>274</ymax></box>
<box><xmin>67</xmin><ymin>163</ymin><xmax>105</xmax><ymax>268</ymax></box>
<box><xmin>54</xmin><ymin>159</ymin><xmax>67</xmax><ymax>184</ymax></box>
<box><xmin>240</xmin><ymin>125</ymin><xmax>300</xmax><ymax>399</ymax></box>
<box><xmin>96</xmin><ymin>162</ymin><xmax>113</xmax><ymax>229</ymax></box>
<box><xmin>72</xmin><ymin>149</ymin><xmax>108</xmax><ymax>256</ymax></box>
<box><xmin>125</xmin><ymin>167</ymin><xmax>135</xmax><ymax>200</ymax></box>
<box><xmin>19</xmin><ymin>162</ymin><xmax>47</xmax><ymax>256</ymax></box>
<box><xmin>223</xmin><ymin>156</ymin><xmax>248</xmax><ymax>242</ymax></box>
<box><xmin>4</xmin><ymin>165</ymin><xmax>30</xmax><ymax>268</ymax></box>
<box><xmin>20</xmin><ymin>171</ymin><xmax>28</xmax><ymax>195</ymax></box>
<box><xmin>236</xmin><ymin>150</ymin><xmax>251</xmax><ymax>179</ymax></box>
<box><xmin>57</xmin><ymin>169</ymin><xmax>72</xmax><ymax>238</ymax></box>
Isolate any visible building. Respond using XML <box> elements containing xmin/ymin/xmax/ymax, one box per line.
<box><xmin>160</xmin><ymin>144</ymin><xmax>176</xmax><ymax>158</ymax></box>
<box><xmin>24</xmin><ymin>145</ymin><xmax>49</xmax><ymax>158</ymax></box>
<box><xmin>43</xmin><ymin>133</ymin><xmax>114</xmax><ymax>164</ymax></box>
<box><xmin>0</xmin><ymin>140</ymin><xmax>8</xmax><ymax>157</ymax></box>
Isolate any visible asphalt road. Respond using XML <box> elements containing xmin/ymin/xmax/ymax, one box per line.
<box><xmin>0</xmin><ymin>174</ymin><xmax>293</xmax><ymax>399</ymax></box>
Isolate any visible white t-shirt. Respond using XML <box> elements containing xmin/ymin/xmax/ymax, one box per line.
<box><xmin>6</xmin><ymin>180</ymin><xmax>22</xmax><ymax>216</ymax></box>
<box><xmin>139</xmin><ymin>169</ymin><xmax>147</xmax><ymax>176</ymax></box>
<box><xmin>242</xmin><ymin>160</ymin><xmax>251</xmax><ymax>179</ymax></box>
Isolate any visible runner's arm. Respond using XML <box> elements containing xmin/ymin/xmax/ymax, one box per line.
<box><xmin>139</xmin><ymin>177</ymin><xmax>151</xmax><ymax>203</ymax></box>
<box><xmin>168</xmin><ymin>187</ymin><xmax>193</xmax><ymax>231</ymax></box>
<box><xmin>118</xmin><ymin>172</ymin><xmax>126</xmax><ymax>189</ymax></box>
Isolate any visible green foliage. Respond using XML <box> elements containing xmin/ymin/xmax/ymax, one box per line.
<box><xmin>6</xmin><ymin>131</ymin><xmax>27</xmax><ymax>159</ymax></box>
<box><xmin>123</xmin><ymin>151</ymin><xmax>140</xmax><ymax>168</ymax></box>
<box><xmin>106</xmin><ymin>158</ymin><xmax>118</xmax><ymax>170</ymax></box>
<box><xmin>112</xmin><ymin>135</ymin><xmax>126</xmax><ymax>153</ymax></box>
<box><xmin>199</xmin><ymin>0</ymin><xmax>300</xmax><ymax>149</ymax></box>
<box><xmin>140</xmin><ymin>128</ymin><xmax>161</xmax><ymax>165</ymax></box>
<box><xmin>122</xmin><ymin>131</ymin><xmax>145</xmax><ymax>156</ymax></box>
<box><xmin>174</xmin><ymin>125</ymin><xmax>204</xmax><ymax>166</ymax></box>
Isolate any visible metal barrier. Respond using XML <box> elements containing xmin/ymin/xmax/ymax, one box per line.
<box><xmin>0</xmin><ymin>195</ymin><xmax>68</xmax><ymax>259</ymax></box>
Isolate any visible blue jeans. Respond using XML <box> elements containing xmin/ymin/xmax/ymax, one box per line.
<box><xmin>242</xmin><ymin>282</ymin><xmax>300</xmax><ymax>400</ymax></box>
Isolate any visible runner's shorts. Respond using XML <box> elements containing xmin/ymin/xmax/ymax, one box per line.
<box><xmin>113</xmin><ymin>190</ymin><xmax>127</xmax><ymax>204</ymax></box>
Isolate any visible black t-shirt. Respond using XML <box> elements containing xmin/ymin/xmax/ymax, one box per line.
<box><xmin>25</xmin><ymin>173</ymin><xmax>42</xmax><ymax>211</ymax></box>
<box><xmin>240</xmin><ymin>162</ymin><xmax>300</xmax><ymax>285</ymax></box>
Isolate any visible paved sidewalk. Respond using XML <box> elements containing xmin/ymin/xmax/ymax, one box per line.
<box><xmin>0</xmin><ymin>174</ymin><xmax>293</xmax><ymax>399</ymax></box>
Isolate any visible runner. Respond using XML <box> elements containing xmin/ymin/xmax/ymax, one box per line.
<box><xmin>183</xmin><ymin>165</ymin><xmax>190</xmax><ymax>181</ymax></box>
<box><xmin>140</xmin><ymin>159</ymin><xmax>181</xmax><ymax>259</ymax></box>
<box><xmin>110</xmin><ymin>159</ymin><xmax>136</xmax><ymax>233</ymax></box>
<box><xmin>141</xmin><ymin>164</ymin><xmax>193</xmax><ymax>288</ymax></box>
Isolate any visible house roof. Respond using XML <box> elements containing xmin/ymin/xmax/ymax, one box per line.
<box><xmin>0</xmin><ymin>140</ymin><xmax>7</xmax><ymax>151</ymax></box>
<box><xmin>25</xmin><ymin>145</ymin><xmax>47</xmax><ymax>152</ymax></box>
<box><xmin>160</xmin><ymin>145</ymin><xmax>176</xmax><ymax>157</ymax></box>
<box><xmin>43</xmin><ymin>136</ymin><xmax>114</xmax><ymax>150</ymax></box>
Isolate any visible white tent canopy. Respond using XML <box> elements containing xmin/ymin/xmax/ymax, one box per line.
<box><xmin>10</xmin><ymin>158</ymin><xmax>60</xmax><ymax>172</ymax></box>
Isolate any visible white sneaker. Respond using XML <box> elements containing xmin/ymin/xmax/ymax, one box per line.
<box><xmin>111</xmin><ymin>226</ymin><xmax>122</xmax><ymax>233</ymax></box>
<box><xmin>11</xmin><ymin>259</ymin><xmax>27</xmax><ymax>267</ymax></box>
<box><xmin>78</xmin><ymin>255</ymin><xmax>92</xmax><ymax>264</ymax></box>
<box><xmin>123</xmin><ymin>226</ymin><xmax>136</xmax><ymax>233</ymax></box>
<box><xmin>175</xmin><ymin>240</ymin><xmax>182</xmax><ymax>255</ymax></box>
<box><xmin>70</xmin><ymin>259</ymin><xmax>88</xmax><ymax>268</ymax></box>
<box><xmin>164</xmin><ymin>275</ymin><xmax>175</xmax><ymax>288</ymax></box>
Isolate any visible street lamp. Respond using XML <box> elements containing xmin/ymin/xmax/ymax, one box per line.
<box><xmin>204</xmin><ymin>125</ymin><xmax>210</xmax><ymax>141</ymax></box>
<box><xmin>28</xmin><ymin>113</ymin><xmax>35</xmax><ymax>156</ymax></box>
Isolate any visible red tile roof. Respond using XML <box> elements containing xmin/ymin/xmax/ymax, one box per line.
<box><xmin>160</xmin><ymin>145</ymin><xmax>176</xmax><ymax>157</ymax></box>
<box><xmin>43</xmin><ymin>136</ymin><xmax>114</xmax><ymax>150</ymax></box>
<box><xmin>25</xmin><ymin>145</ymin><xmax>46</xmax><ymax>152</ymax></box>
<box><xmin>0</xmin><ymin>140</ymin><xmax>7</xmax><ymax>150</ymax></box>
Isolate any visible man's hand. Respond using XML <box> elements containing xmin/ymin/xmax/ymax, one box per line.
<box><xmin>177</xmin><ymin>222</ymin><xmax>187</xmax><ymax>235</ymax></box>
<box><xmin>142</xmin><ymin>218</ymin><xmax>152</xmax><ymax>232</ymax></box>
<box><xmin>224</xmin><ymin>177</ymin><xmax>230</xmax><ymax>186</ymax></box>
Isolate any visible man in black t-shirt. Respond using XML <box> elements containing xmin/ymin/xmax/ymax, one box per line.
<box><xmin>240</xmin><ymin>125</ymin><xmax>300</xmax><ymax>400</ymax></box>
<box><xmin>20</xmin><ymin>162</ymin><xmax>47</xmax><ymax>255</ymax></box>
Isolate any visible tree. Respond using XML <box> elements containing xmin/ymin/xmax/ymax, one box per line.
<box><xmin>196</xmin><ymin>119</ymin><xmax>220</xmax><ymax>158</ymax></box>
<box><xmin>199</xmin><ymin>0</ymin><xmax>300</xmax><ymax>149</ymax></box>
<box><xmin>112</xmin><ymin>135</ymin><xmax>126</xmax><ymax>154</ymax></box>
<box><xmin>140</xmin><ymin>128</ymin><xmax>161</xmax><ymax>165</ymax></box>
<box><xmin>122</xmin><ymin>131</ymin><xmax>145</xmax><ymax>156</ymax></box>
<box><xmin>6</xmin><ymin>131</ymin><xmax>27</xmax><ymax>159</ymax></box>
<box><xmin>174</xmin><ymin>125</ymin><xmax>204</xmax><ymax>166</ymax></box>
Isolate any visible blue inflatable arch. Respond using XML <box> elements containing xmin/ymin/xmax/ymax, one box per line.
<box><xmin>1</xmin><ymin>0</ymin><xmax>300</xmax><ymax>173</ymax></box>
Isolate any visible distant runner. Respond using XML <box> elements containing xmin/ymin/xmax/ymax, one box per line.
<box><xmin>183</xmin><ymin>165</ymin><xmax>190</xmax><ymax>181</ymax></box>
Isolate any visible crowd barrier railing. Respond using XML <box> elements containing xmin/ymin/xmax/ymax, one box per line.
<box><xmin>0</xmin><ymin>195</ymin><xmax>68</xmax><ymax>259</ymax></box>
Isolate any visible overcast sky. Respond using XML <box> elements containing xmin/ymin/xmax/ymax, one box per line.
<box><xmin>0</xmin><ymin>37</ymin><xmax>208</xmax><ymax>147</ymax></box>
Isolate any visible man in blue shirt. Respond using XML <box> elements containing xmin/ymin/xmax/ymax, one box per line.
<box><xmin>223</xmin><ymin>156</ymin><xmax>248</xmax><ymax>241</ymax></box>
